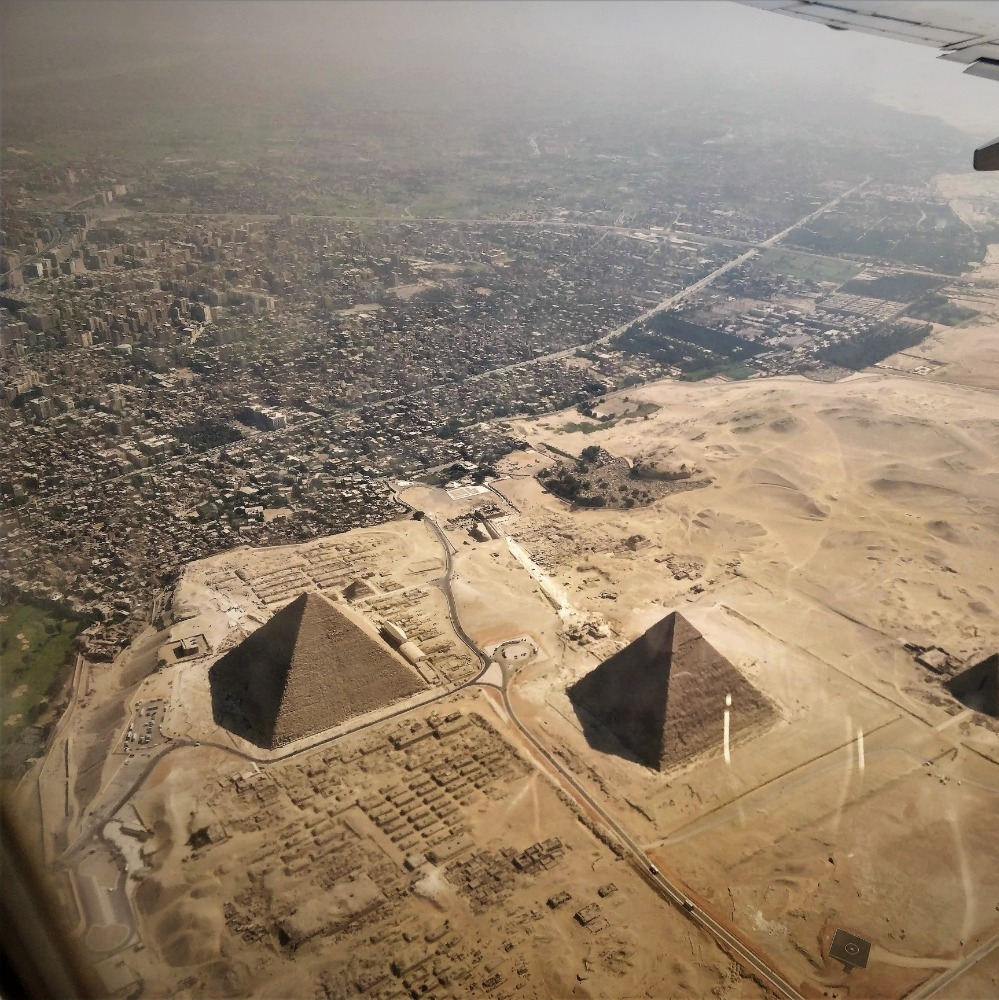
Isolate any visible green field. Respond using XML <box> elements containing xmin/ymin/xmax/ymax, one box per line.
<box><xmin>558</xmin><ymin>420</ymin><xmax>608</xmax><ymax>435</ymax></box>
<box><xmin>1</xmin><ymin>601</ymin><xmax>80</xmax><ymax>734</ymax></box>
<box><xmin>621</xmin><ymin>401</ymin><xmax>661</xmax><ymax>418</ymax></box>
<box><xmin>751</xmin><ymin>248</ymin><xmax>861</xmax><ymax>284</ymax></box>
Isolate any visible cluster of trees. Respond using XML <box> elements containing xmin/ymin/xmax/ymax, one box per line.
<box><xmin>435</xmin><ymin>415</ymin><xmax>462</xmax><ymax>439</ymax></box>
<box><xmin>617</xmin><ymin>312</ymin><xmax>764</xmax><ymax>377</ymax></box>
<box><xmin>817</xmin><ymin>321</ymin><xmax>932</xmax><ymax>370</ymax></box>
<box><xmin>905</xmin><ymin>293</ymin><xmax>979</xmax><ymax>327</ymax></box>
<box><xmin>538</xmin><ymin>463</ymin><xmax>607</xmax><ymax>507</ymax></box>
<box><xmin>539</xmin><ymin>467</ymin><xmax>584</xmax><ymax>500</ymax></box>
<box><xmin>176</xmin><ymin>417</ymin><xmax>243</xmax><ymax>452</ymax></box>
<box><xmin>424</xmin><ymin>462</ymin><xmax>496</xmax><ymax>487</ymax></box>
<box><xmin>791</xmin><ymin>203</ymin><xmax>990</xmax><ymax>275</ymax></box>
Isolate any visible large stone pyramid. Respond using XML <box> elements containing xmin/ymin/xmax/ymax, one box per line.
<box><xmin>209</xmin><ymin>592</ymin><xmax>426</xmax><ymax>748</ymax></box>
<box><xmin>568</xmin><ymin>611</ymin><xmax>775</xmax><ymax>770</ymax></box>
<box><xmin>947</xmin><ymin>653</ymin><xmax>999</xmax><ymax>718</ymax></box>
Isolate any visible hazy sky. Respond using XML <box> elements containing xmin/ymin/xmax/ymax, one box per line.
<box><xmin>3</xmin><ymin>1</ymin><xmax>996</xmax><ymax>136</ymax></box>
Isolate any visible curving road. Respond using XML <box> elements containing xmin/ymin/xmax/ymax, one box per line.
<box><xmin>424</xmin><ymin>514</ymin><xmax>491</xmax><ymax>676</ymax></box>
<box><xmin>421</xmin><ymin>510</ymin><xmax>804</xmax><ymax>999</ymax></box>
<box><xmin>427</xmin><ymin>509</ymin><xmax>996</xmax><ymax>1000</ymax></box>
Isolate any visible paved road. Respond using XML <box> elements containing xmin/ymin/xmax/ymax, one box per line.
<box><xmin>64</xmin><ymin>498</ymin><xmax>977</xmax><ymax>998</ymax></box>
<box><xmin>490</xmin><ymin>681</ymin><xmax>804</xmax><ymax>1000</ymax></box>
<box><xmin>911</xmin><ymin>931</ymin><xmax>999</xmax><ymax>999</ymax></box>
<box><xmin>460</xmin><ymin>176</ymin><xmax>871</xmax><ymax>384</ymax></box>
<box><xmin>419</xmin><ymin>513</ymin><xmax>804</xmax><ymax>999</ymax></box>
<box><xmin>427</xmin><ymin>507</ymin><xmax>994</xmax><ymax>1000</ymax></box>
<box><xmin>423</xmin><ymin>514</ymin><xmax>491</xmax><ymax>677</ymax></box>
<box><xmin>16</xmin><ymin>177</ymin><xmax>871</xmax><ymax>518</ymax></box>
<box><xmin>0</xmin><ymin>194</ymin><xmax>97</xmax><ymax>290</ymax></box>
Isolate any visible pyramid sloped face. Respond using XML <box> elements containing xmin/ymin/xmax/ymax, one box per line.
<box><xmin>569</xmin><ymin>612</ymin><xmax>775</xmax><ymax>770</ymax></box>
<box><xmin>209</xmin><ymin>593</ymin><xmax>426</xmax><ymax>748</ymax></box>
<box><xmin>946</xmin><ymin>653</ymin><xmax>999</xmax><ymax>718</ymax></box>
<box><xmin>343</xmin><ymin>579</ymin><xmax>375</xmax><ymax>602</ymax></box>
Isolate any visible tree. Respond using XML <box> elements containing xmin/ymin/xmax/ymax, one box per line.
<box><xmin>581</xmin><ymin>445</ymin><xmax>601</xmax><ymax>464</ymax></box>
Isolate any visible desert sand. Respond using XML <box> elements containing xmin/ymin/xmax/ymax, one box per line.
<box><xmin>22</xmin><ymin>211</ymin><xmax>999</xmax><ymax>998</ymax></box>
<box><xmin>486</xmin><ymin>359</ymin><xmax>999</xmax><ymax>997</ymax></box>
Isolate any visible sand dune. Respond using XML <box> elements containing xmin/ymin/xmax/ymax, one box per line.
<box><xmin>691</xmin><ymin>509</ymin><xmax>767</xmax><ymax>540</ymax></box>
<box><xmin>747</xmin><ymin>485</ymin><xmax>829</xmax><ymax>521</ymax></box>
<box><xmin>869</xmin><ymin>477</ymin><xmax>962</xmax><ymax>503</ymax></box>
<box><xmin>508</xmin><ymin>370</ymin><xmax>999</xmax><ymax>654</ymax></box>
<box><xmin>739</xmin><ymin>467</ymin><xmax>799</xmax><ymax>490</ymax></box>
<box><xmin>926</xmin><ymin>519</ymin><xmax>967</xmax><ymax>544</ymax></box>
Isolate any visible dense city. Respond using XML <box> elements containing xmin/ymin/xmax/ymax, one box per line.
<box><xmin>1</xmin><ymin>169</ymin><xmax>989</xmax><ymax>660</ymax></box>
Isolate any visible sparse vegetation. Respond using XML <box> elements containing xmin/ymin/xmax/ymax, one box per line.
<box><xmin>905</xmin><ymin>293</ymin><xmax>979</xmax><ymax>327</ymax></box>
<box><xmin>538</xmin><ymin>450</ymin><xmax>710</xmax><ymax>510</ymax></box>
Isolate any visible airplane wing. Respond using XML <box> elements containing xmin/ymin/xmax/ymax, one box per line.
<box><xmin>737</xmin><ymin>1</ymin><xmax>999</xmax><ymax>169</ymax></box>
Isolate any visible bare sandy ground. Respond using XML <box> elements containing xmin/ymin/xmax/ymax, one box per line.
<box><xmin>27</xmin><ymin>234</ymin><xmax>999</xmax><ymax>998</ymax></box>
<box><xmin>507</xmin><ymin>373</ymin><xmax>999</xmax><ymax>658</ymax></box>
<box><xmin>117</xmin><ymin>692</ymin><xmax>771</xmax><ymax>1000</ymax></box>
<box><xmin>893</xmin><ymin>321</ymin><xmax>999</xmax><ymax>391</ymax></box>
<box><xmin>494</xmin><ymin>350</ymin><xmax>999</xmax><ymax>996</ymax></box>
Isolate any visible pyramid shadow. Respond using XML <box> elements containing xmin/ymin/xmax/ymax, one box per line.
<box><xmin>569</xmin><ymin>699</ymin><xmax>649</xmax><ymax>768</ymax></box>
<box><xmin>568</xmin><ymin>620</ymin><xmax>674</xmax><ymax>770</ymax></box>
<box><xmin>208</xmin><ymin>657</ymin><xmax>269</xmax><ymax>748</ymax></box>
<box><xmin>947</xmin><ymin>653</ymin><xmax>999</xmax><ymax>718</ymax></box>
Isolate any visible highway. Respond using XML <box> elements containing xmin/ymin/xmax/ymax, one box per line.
<box><xmin>911</xmin><ymin>931</ymin><xmax>999</xmax><ymax>999</ymax></box>
<box><xmin>13</xmin><ymin>177</ymin><xmax>870</xmax><ymax>521</ymax></box>
<box><xmin>62</xmin><ymin>505</ymin><xmax>977</xmax><ymax>999</ymax></box>
<box><xmin>420</xmin><ymin>512</ymin><xmax>805</xmax><ymax>1000</ymax></box>
<box><xmin>492</xmin><ymin>681</ymin><xmax>805</xmax><ymax>1000</ymax></box>
<box><xmin>49</xmin><ymin>172</ymin><xmax>865</xmax><ymax>981</ymax></box>
<box><xmin>462</xmin><ymin>175</ymin><xmax>871</xmax><ymax>384</ymax></box>
<box><xmin>423</xmin><ymin>508</ymin><xmax>994</xmax><ymax>1000</ymax></box>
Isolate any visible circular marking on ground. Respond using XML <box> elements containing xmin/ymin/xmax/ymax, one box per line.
<box><xmin>86</xmin><ymin>922</ymin><xmax>130</xmax><ymax>953</ymax></box>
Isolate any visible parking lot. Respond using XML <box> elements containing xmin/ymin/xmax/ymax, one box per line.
<box><xmin>122</xmin><ymin>698</ymin><xmax>166</xmax><ymax>756</ymax></box>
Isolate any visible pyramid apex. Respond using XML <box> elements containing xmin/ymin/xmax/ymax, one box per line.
<box><xmin>209</xmin><ymin>590</ymin><xmax>425</xmax><ymax>749</ymax></box>
<box><xmin>569</xmin><ymin>611</ymin><xmax>775</xmax><ymax>770</ymax></box>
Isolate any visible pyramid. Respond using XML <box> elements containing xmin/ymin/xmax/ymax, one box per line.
<box><xmin>343</xmin><ymin>579</ymin><xmax>375</xmax><ymax>602</ymax></box>
<box><xmin>946</xmin><ymin>653</ymin><xmax>999</xmax><ymax>718</ymax></box>
<box><xmin>568</xmin><ymin>611</ymin><xmax>775</xmax><ymax>770</ymax></box>
<box><xmin>209</xmin><ymin>592</ymin><xmax>426</xmax><ymax>748</ymax></box>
